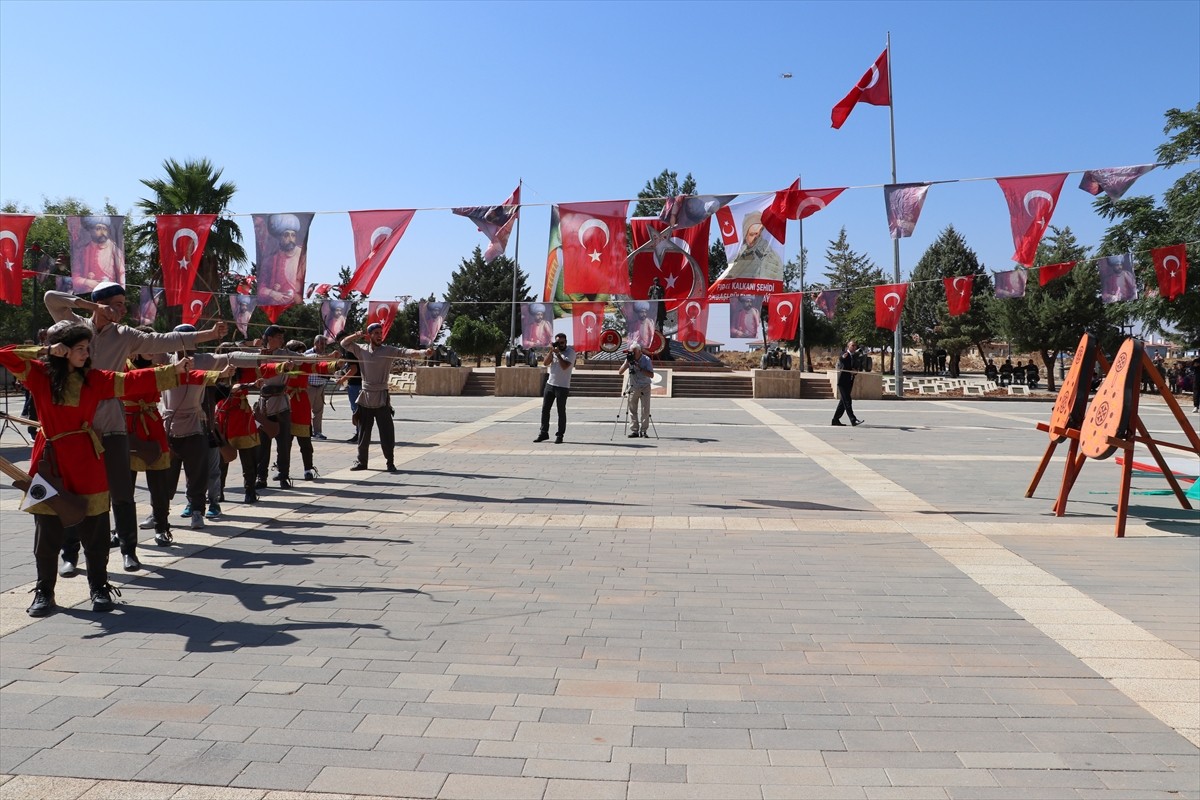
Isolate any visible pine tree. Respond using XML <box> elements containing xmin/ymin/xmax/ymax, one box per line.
<box><xmin>445</xmin><ymin>247</ymin><xmax>533</xmax><ymax>341</ymax></box>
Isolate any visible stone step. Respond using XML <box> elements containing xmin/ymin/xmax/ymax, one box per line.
<box><xmin>461</xmin><ymin>373</ymin><xmax>495</xmax><ymax>397</ymax></box>
<box><xmin>673</xmin><ymin>374</ymin><xmax>753</xmax><ymax>399</ymax></box>
<box><xmin>801</xmin><ymin>378</ymin><xmax>835</xmax><ymax>400</ymax></box>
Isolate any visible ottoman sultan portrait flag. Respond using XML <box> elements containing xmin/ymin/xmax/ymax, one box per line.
<box><xmin>0</xmin><ymin>213</ymin><xmax>34</xmax><ymax>305</ymax></box>
<box><xmin>155</xmin><ymin>214</ymin><xmax>217</xmax><ymax>305</ymax></box>
<box><xmin>68</xmin><ymin>215</ymin><xmax>126</xmax><ymax>293</ymax></box>
<box><xmin>135</xmin><ymin>286</ymin><xmax>165</xmax><ymax>326</ymax></box>
<box><xmin>230</xmin><ymin>293</ymin><xmax>257</xmax><ymax>338</ymax></box>
<box><xmin>559</xmin><ymin>201</ymin><xmax>630</xmax><ymax>295</ymax></box>
<box><xmin>708</xmin><ymin>195</ymin><xmax>786</xmax><ymax>301</ymax></box>
<box><xmin>254</xmin><ymin>212</ymin><xmax>314</xmax><ymax>320</ymax></box>
<box><xmin>347</xmin><ymin>209</ymin><xmax>416</xmax><ymax>296</ymax></box>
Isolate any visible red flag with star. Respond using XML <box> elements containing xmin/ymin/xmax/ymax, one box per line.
<box><xmin>875</xmin><ymin>284</ymin><xmax>908</xmax><ymax>331</ymax></box>
<box><xmin>996</xmin><ymin>174</ymin><xmax>1068</xmax><ymax>267</ymax></box>
<box><xmin>367</xmin><ymin>300</ymin><xmax>402</xmax><ymax>340</ymax></box>
<box><xmin>943</xmin><ymin>276</ymin><xmax>973</xmax><ymax>317</ymax></box>
<box><xmin>571</xmin><ymin>301</ymin><xmax>605</xmax><ymax>351</ymax></box>
<box><xmin>0</xmin><ymin>213</ymin><xmax>34</xmax><ymax>305</ymax></box>
<box><xmin>629</xmin><ymin>217</ymin><xmax>710</xmax><ymax>312</ymax></box>
<box><xmin>831</xmin><ymin>48</ymin><xmax>890</xmax><ymax>129</ymax></box>
<box><xmin>183</xmin><ymin>290</ymin><xmax>212</xmax><ymax>326</ymax></box>
<box><xmin>559</xmin><ymin>201</ymin><xmax>630</xmax><ymax>295</ymax></box>
<box><xmin>766</xmin><ymin>293</ymin><xmax>802</xmax><ymax>340</ymax></box>
<box><xmin>676</xmin><ymin>298</ymin><xmax>710</xmax><ymax>348</ymax></box>
<box><xmin>762</xmin><ymin>182</ymin><xmax>846</xmax><ymax>243</ymax></box>
<box><xmin>155</xmin><ymin>214</ymin><xmax>217</xmax><ymax>306</ymax></box>
<box><xmin>347</xmin><ymin>209</ymin><xmax>416</xmax><ymax>297</ymax></box>
<box><xmin>1152</xmin><ymin>244</ymin><xmax>1188</xmax><ymax>301</ymax></box>
<box><xmin>1037</xmin><ymin>260</ymin><xmax>1075</xmax><ymax>286</ymax></box>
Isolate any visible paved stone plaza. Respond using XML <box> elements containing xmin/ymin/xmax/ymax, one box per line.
<box><xmin>1</xmin><ymin>394</ymin><xmax>1197</xmax><ymax>800</ymax></box>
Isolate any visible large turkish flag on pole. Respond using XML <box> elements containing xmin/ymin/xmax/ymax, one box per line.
<box><xmin>156</xmin><ymin>214</ymin><xmax>217</xmax><ymax>306</ymax></box>
<box><xmin>0</xmin><ymin>213</ymin><xmax>34</xmax><ymax>305</ymax></box>
<box><xmin>766</xmin><ymin>293</ymin><xmax>801</xmax><ymax>341</ymax></box>
<box><xmin>996</xmin><ymin>174</ymin><xmax>1067</xmax><ymax>267</ymax></box>
<box><xmin>571</xmin><ymin>302</ymin><xmax>605</xmax><ymax>351</ymax></box>
<box><xmin>875</xmin><ymin>283</ymin><xmax>908</xmax><ymax>331</ymax></box>
<box><xmin>559</xmin><ymin>201</ymin><xmax>630</xmax><ymax>295</ymax></box>
<box><xmin>831</xmin><ymin>48</ymin><xmax>890</xmax><ymax>129</ymax></box>
<box><xmin>347</xmin><ymin>209</ymin><xmax>416</xmax><ymax>297</ymax></box>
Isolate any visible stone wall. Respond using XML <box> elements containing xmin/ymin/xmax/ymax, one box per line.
<box><xmin>495</xmin><ymin>367</ymin><xmax>543</xmax><ymax>397</ymax></box>
<box><xmin>415</xmin><ymin>367</ymin><xmax>471</xmax><ymax>396</ymax></box>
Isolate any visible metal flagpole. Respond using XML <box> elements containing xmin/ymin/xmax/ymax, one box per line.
<box><xmin>510</xmin><ymin>179</ymin><xmax>523</xmax><ymax>346</ymax></box>
<box><xmin>796</xmin><ymin>174</ymin><xmax>806</xmax><ymax>374</ymax></box>
<box><xmin>886</xmin><ymin>32</ymin><xmax>903</xmax><ymax>398</ymax></box>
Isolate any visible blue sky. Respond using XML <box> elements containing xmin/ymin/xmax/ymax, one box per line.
<box><xmin>1</xmin><ymin>0</ymin><xmax>1197</xmax><ymax>345</ymax></box>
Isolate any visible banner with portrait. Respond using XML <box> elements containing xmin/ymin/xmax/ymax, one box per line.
<box><xmin>68</xmin><ymin>215</ymin><xmax>126</xmax><ymax>293</ymax></box>
<box><xmin>321</xmin><ymin>298</ymin><xmax>350</xmax><ymax>339</ymax></box>
<box><xmin>253</xmin><ymin>212</ymin><xmax>314</xmax><ymax>314</ymax></box>
<box><xmin>521</xmin><ymin>302</ymin><xmax>554</xmax><ymax>348</ymax></box>
<box><xmin>419</xmin><ymin>300</ymin><xmax>449</xmax><ymax>345</ymax></box>
<box><xmin>229</xmin><ymin>293</ymin><xmax>258</xmax><ymax>338</ymax></box>
<box><xmin>134</xmin><ymin>286</ymin><xmax>164</xmax><ymax>326</ymax></box>
<box><xmin>621</xmin><ymin>300</ymin><xmax>659</xmax><ymax>349</ymax></box>
<box><xmin>707</xmin><ymin>195</ymin><xmax>784</xmax><ymax>300</ymax></box>
<box><xmin>728</xmin><ymin>294</ymin><xmax>764</xmax><ymax>339</ymax></box>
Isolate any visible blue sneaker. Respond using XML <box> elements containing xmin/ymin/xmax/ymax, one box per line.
<box><xmin>205</xmin><ymin>503</ymin><xmax>221</xmax><ymax>519</ymax></box>
<box><xmin>180</xmin><ymin>504</ymin><xmax>192</xmax><ymax>519</ymax></box>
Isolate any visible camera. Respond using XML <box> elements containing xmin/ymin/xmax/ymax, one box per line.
<box><xmin>553</xmin><ymin>340</ymin><xmax>566</xmax><ymax>351</ymax></box>
<box><xmin>625</xmin><ymin>351</ymin><xmax>637</xmax><ymax>363</ymax></box>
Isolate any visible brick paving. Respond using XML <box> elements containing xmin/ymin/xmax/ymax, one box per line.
<box><xmin>0</xmin><ymin>394</ymin><xmax>1197</xmax><ymax>800</ymax></box>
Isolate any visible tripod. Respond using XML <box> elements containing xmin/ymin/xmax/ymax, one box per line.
<box><xmin>0</xmin><ymin>388</ymin><xmax>33</xmax><ymax>446</ymax></box>
<box><xmin>610</xmin><ymin>374</ymin><xmax>659</xmax><ymax>441</ymax></box>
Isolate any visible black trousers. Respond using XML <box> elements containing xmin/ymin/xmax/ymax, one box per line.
<box><xmin>38</xmin><ymin>513</ymin><xmax>109</xmax><ymax>594</ymax></box>
<box><xmin>257</xmin><ymin>409</ymin><xmax>293</xmax><ymax>481</ymax></box>
<box><xmin>833</xmin><ymin>381</ymin><xmax>857</xmax><ymax>423</ymax></box>
<box><xmin>540</xmin><ymin>384</ymin><xmax>569</xmax><ymax>436</ymax></box>
<box><xmin>102</xmin><ymin>434</ymin><xmax>138</xmax><ymax>554</ymax></box>
<box><xmin>142</xmin><ymin>468</ymin><xmax>174</xmax><ymax>534</ymax></box>
<box><xmin>356</xmin><ymin>404</ymin><xmax>394</xmax><ymax>467</ymax></box>
<box><xmin>168</xmin><ymin>432</ymin><xmax>211</xmax><ymax>513</ymax></box>
<box><xmin>233</xmin><ymin>446</ymin><xmax>258</xmax><ymax>491</ymax></box>
<box><xmin>297</xmin><ymin>435</ymin><xmax>314</xmax><ymax>472</ymax></box>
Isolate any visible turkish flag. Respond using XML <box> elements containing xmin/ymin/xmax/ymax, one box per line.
<box><xmin>1153</xmin><ymin>244</ymin><xmax>1188</xmax><ymax>301</ymax></box>
<box><xmin>875</xmin><ymin>283</ymin><xmax>907</xmax><ymax>331</ymax></box>
<box><xmin>367</xmin><ymin>300</ymin><xmax>402</xmax><ymax>339</ymax></box>
<box><xmin>676</xmin><ymin>298</ymin><xmax>710</xmax><ymax>346</ymax></box>
<box><xmin>1037</xmin><ymin>260</ymin><xmax>1075</xmax><ymax>286</ymax></box>
<box><xmin>183</xmin><ymin>290</ymin><xmax>212</xmax><ymax>326</ymax></box>
<box><xmin>155</xmin><ymin>214</ymin><xmax>217</xmax><ymax>306</ymax></box>
<box><xmin>996</xmin><ymin>174</ymin><xmax>1068</xmax><ymax>267</ymax></box>
<box><xmin>347</xmin><ymin>209</ymin><xmax>416</xmax><ymax>297</ymax></box>
<box><xmin>571</xmin><ymin>301</ymin><xmax>605</xmax><ymax>351</ymax></box>
<box><xmin>943</xmin><ymin>276</ymin><xmax>973</xmax><ymax>317</ymax></box>
<box><xmin>0</xmin><ymin>213</ymin><xmax>34</xmax><ymax>305</ymax></box>
<box><xmin>831</xmin><ymin>48</ymin><xmax>890</xmax><ymax>129</ymax></box>
<box><xmin>559</xmin><ymin>201</ymin><xmax>630</xmax><ymax>295</ymax></box>
<box><xmin>761</xmin><ymin>182</ymin><xmax>846</xmax><ymax>243</ymax></box>
<box><xmin>629</xmin><ymin>216</ymin><xmax>710</xmax><ymax>312</ymax></box>
<box><xmin>766</xmin><ymin>293</ymin><xmax>802</xmax><ymax>340</ymax></box>
<box><xmin>715</xmin><ymin>205</ymin><xmax>739</xmax><ymax>246</ymax></box>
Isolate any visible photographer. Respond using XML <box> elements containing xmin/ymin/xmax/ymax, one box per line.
<box><xmin>535</xmin><ymin>333</ymin><xmax>575</xmax><ymax>444</ymax></box>
<box><xmin>831</xmin><ymin>340</ymin><xmax>864</xmax><ymax>427</ymax></box>
<box><xmin>618</xmin><ymin>343</ymin><xmax>654</xmax><ymax>438</ymax></box>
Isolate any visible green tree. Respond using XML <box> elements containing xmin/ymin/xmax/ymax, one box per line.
<box><xmin>904</xmin><ymin>226</ymin><xmax>994</xmax><ymax>377</ymax></box>
<box><xmin>131</xmin><ymin>158</ymin><xmax>246</xmax><ymax>306</ymax></box>
<box><xmin>632</xmin><ymin>169</ymin><xmax>697</xmax><ymax>218</ymax></box>
<box><xmin>1094</xmin><ymin>103</ymin><xmax>1200</xmax><ymax>344</ymax></box>
<box><xmin>991</xmin><ymin>226</ymin><xmax>1102</xmax><ymax>391</ymax></box>
<box><xmin>822</xmin><ymin>228</ymin><xmax>888</xmax><ymax>368</ymax></box>
<box><xmin>450</xmin><ymin>315</ymin><xmax>508</xmax><ymax>366</ymax></box>
<box><xmin>445</xmin><ymin>247</ymin><xmax>533</xmax><ymax>342</ymax></box>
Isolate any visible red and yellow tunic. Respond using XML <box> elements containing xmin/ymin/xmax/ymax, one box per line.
<box><xmin>215</xmin><ymin>384</ymin><xmax>259</xmax><ymax>450</ymax></box>
<box><xmin>125</xmin><ymin>369</ymin><xmax>213</xmax><ymax>471</ymax></box>
<box><xmin>283</xmin><ymin>361</ymin><xmax>337</xmax><ymax>438</ymax></box>
<box><xmin>0</xmin><ymin>346</ymin><xmax>180</xmax><ymax>517</ymax></box>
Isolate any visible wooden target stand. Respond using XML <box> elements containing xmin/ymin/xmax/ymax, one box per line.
<box><xmin>1029</xmin><ymin>335</ymin><xmax>1199</xmax><ymax>537</ymax></box>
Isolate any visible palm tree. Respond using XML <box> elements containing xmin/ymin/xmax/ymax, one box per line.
<box><xmin>132</xmin><ymin>158</ymin><xmax>246</xmax><ymax>298</ymax></box>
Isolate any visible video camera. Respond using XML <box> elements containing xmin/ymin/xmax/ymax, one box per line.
<box><xmin>553</xmin><ymin>339</ymin><xmax>567</xmax><ymax>351</ymax></box>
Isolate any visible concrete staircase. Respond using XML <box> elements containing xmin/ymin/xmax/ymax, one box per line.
<box><xmin>673</xmin><ymin>373</ymin><xmax>753</xmax><ymax>399</ymax></box>
<box><xmin>570</xmin><ymin>371</ymin><xmax>624</xmax><ymax>397</ymax></box>
<box><xmin>801</xmin><ymin>374</ymin><xmax>835</xmax><ymax>400</ymax></box>
<box><xmin>461</xmin><ymin>372</ymin><xmax>495</xmax><ymax>396</ymax></box>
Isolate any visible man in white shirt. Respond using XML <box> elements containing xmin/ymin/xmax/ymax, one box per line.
<box><xmin>534</xmin><ymin>332</ymin><xmax>575</xmax><ymax>445</ymax></box>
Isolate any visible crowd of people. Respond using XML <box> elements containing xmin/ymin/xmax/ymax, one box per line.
<box><xmin>4</xmin><ymin>283</ymin><xmax>428</xmax><ymax>618</ymax></box>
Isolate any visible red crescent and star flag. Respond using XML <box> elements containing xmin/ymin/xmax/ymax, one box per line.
<box><xmin>766</xmin><ymin>293</ymin><xmax>802</xmax><ymax>341</ymax></box>
<box><xmin>367</xmin><ymin>300</ymin><xmax>402</xmax><ymax>340</ymax></box>
<box><xmin>996</xmin><ymin>174</ymin><xmax>1068</xmax><ymax>267</ymax></box>
<box><xmin>155</xmin><ymin>214</ymin><xmax>217</xmax><ymax>306</ymax></box>
<box><xmin>761</xmin><ymin>182</ymin><xmax>846</xmax><ymax>243</ymax></box>
<box><xmin>1037</xmin><ymin>261</ymin><xmax>1076</xmax><ymax>286</ymax></box>
<box><xmin>346</xmin><ymin>209</ymin><xmax>416</xmax><ymax>297</ymax></box>
<box><xmin>884</xmin><ymin>183</ymin><xmax>931</xmax><ymax>239</ymax></box>
<box><xmin>183</xmin><ymin>290</ymin><xmax>212</xmax><ymax>326</ymax></box>
<box><xmin>831</xmin><ymin>48</ymin><xmax>890</xmax><ymax>129</ymax></box>
<box><xmin>629</xmin><ymin>216</ymin><xmax>710</xmax><ymax>312</ymax></box>
<box><xmin>676</xmin><ymin>298</ymin><xmax>710</xmax><ymax>346</ymax></box>
<box><xmin>571</xmin><ymin>301</ymin><xmax>605</xmax><ymax>351</ymax></box>
<box><xmin>943</xmin><ymin>276</ymin><xmax>973</xmax><ymax>317</ymax></box>
<box><xmin>1152</xmin><ymin>244</ymin><xmax>1188</xmax><ymax>301</ymax></box>
<box><xmin>874</xmin><ymin>283</ymin><xmax>908</xmax><ymax>331</ymax></box>
<box><xmin>559</xmin><ymin>201</ymin><xmax>630</xmax><ymax>295</ymax></box>
<box><xmin>0</xmin><ymin>213</ymin><xmax>34</xmax><ymax>305</ymax></box>
<box><xmin>452</xmin><ymin>185</ymin><xmax>520</xmax><ymax>263</ymax></box>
